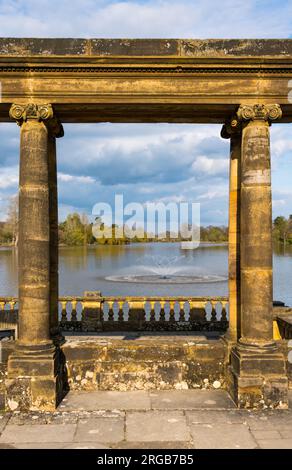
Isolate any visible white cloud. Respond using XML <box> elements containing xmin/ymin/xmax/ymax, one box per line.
<box><xmin>198</xmin><ymin>188</ymin><xmax>228</xmax><ymax>200</ymax></box>
<box><xmin>0</xmin><ymin>0</ymin><xmax>291</xmax><ymax>38</ymax></box>
<box><xmin>191</xmin><ymin>156</ymin><xmax>228</xmax><ymax>175</ymax></box>
<box><xmin>273</xmin><ymin>199</ymin><xmax>286</xmax><ymax>208</ymax></box>
<box><xmin>0</xmin><ymin>1</ymin><xmax>292</xmax><ymax>224</ymax></box>
<box><xmin>58</xmin><ymin>173</ymin><xmax>95</xmax><ymax>184</ymax></box>
<box><xmin>0</xmin><ymin>166</ymin><xmax>18</xmax><ymax>189</ymax></box>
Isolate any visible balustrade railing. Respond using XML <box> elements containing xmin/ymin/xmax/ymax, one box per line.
<box><xmin>0</xmin><ymin>297</ymin><xmax>18</xmax><ymax>337</ymax></box>
<box><xmin>0</xmin><ymin>294</ymin><xmax>229</xmax><ymax>333</ymax></box>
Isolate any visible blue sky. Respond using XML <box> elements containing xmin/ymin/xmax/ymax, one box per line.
<box><xmin>0</xmin><ymin>0</ymin><xmax>292</xmax><ymax>225</ymax></box>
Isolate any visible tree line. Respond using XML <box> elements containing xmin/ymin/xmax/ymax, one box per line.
<box><xmin>1</xmin><ymin>196</ymin><xmax>291</xmax><ymax>246</ymax></box>
<box><xmin>0</xmin><ymin>206</ymin><xmax>228</xmax><ymax>246</ymax></box>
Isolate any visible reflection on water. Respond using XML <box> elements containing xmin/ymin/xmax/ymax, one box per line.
<box><xmin>0</xmin><ymin>242</ymin><xmax>291</xmax><ymax>305</ymax></box>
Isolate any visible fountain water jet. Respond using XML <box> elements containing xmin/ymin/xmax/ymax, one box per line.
<box><xmin>105</xmin><ymin>254</ymin><xmax>227</xmax><ymax>284</ymax></box>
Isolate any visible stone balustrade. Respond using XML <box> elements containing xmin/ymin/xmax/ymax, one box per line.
<box><xmin>0</xmin><ymin>295</ymin><xmax>229</xmax><ymax>333</ymax></box>
<box><xmin>0</xmin><ymin>298</ymin><xmax>18</xmax><ymax>337</ymax></box>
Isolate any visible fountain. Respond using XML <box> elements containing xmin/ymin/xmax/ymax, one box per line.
<box><xmin>105</xmin><ymin>254</ymin><xmax>227</xmax><ymax>284</ymax></box>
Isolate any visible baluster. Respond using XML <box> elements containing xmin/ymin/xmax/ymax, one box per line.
<box><xmin>150</xmin><ymin>301</ymin><xmax>155</xmax><ymax>322</ymax></box>
<box><xmin>108</xmin><ymin>301</ymin><xmax>114</xmax><ymax>323</ymax></box>
<box><xmin>221</xmin><ymin>301</ymin><xmax>228</xmax><ymax>321</ymax></box>
<box><xmin>10</xmin><ymin>301</ymin><xmax>17</xmax><ymax>327</ymax></box>
<box><xmin>97</xmin><ymin>300</ymin><xmax>104</xmax><ymax>330</ymax></box>
<box><xmin>211</xmin><ymin>300</ymin><xmax>217</xmax><ymax>322</ymax></box>
<box><xmin>179</xmin><ymin>301</ymin><xmax>185</xmax><ymax>322</ymax></box>
<box><xmin>128</xmin><ymin>301</ymin><xmax>134</xmax><ymax>325</ymax></box>
<box><xmin>118</xmin><ymin>301</ymin><xmax>124</xmax><ymax>322</ymax></box>
<box><xmin>169</xmin><ymin>301</ymin><xmax>175</xmax><ymax>323</ymax></box>
<box><xmin>0</xmin><ymin>301</ymin><xmax>5</xmax><ymax>327</ymax></box>
<box><xmin>139</xmin><ymin>300</ymin><xmax>146</xmax><ymax>329</ymax></box>
<box><xmin>61</xmin><ymin>300</ymin><xmax>68</xmax><ymax>322</ymax></box>
<box><xmin>71</xmin><ymin>300</ymin><xmax>77</xmax><ymax>322</ymax></box>
<box><xmin>80</xmin><ymin>301</ymin><xmax>85</xmax><ymax>322</ymax></box>
<box><xmin>159</xmin><ymin>301</ymin><xmax>166</xmax><ymax>322</ymax></box>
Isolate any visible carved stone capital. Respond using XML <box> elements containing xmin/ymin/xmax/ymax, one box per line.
<box><xmin>221</xmin><ymin>115</ymin><xmax>241</xmax><ymax>139</ymax></box>
<box><xmin>9</xmin><ymin>103</ymin><xmax>64</xmax><ymax>138</ymax></box>
<box><xmin>237</xmin><ymin>104</ymin><xmax>282</xmax><ymax>123</ymax></box>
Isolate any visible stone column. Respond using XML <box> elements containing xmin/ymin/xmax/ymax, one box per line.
<box><xmin>221</xmin><ymin>118</ymin><xmax>241</xmax><ymax>342</ymax></box>
<box><xmin>5</xmin><ymin>104</ymin><xmax>67</xmax><ymax>411</ymax></box>
<box><xmin>228</xmin><ymin>104</ymin><xmax>288</xmax><ymax>409</ymax></box>
<box><xmin>47</xmin><ymin>125</ymin><xmax>64</xmax><ymax>343</ymax></box>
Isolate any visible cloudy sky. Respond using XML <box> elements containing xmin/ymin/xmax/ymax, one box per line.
<box><xmin>0</xmin><ymin>0</ymin><xmax>292</xmax><ymax>226</ymax></box>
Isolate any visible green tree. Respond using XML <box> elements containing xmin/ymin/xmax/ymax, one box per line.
<box><xmin>273</xmin><ymin>216</ymin><xmax>289</xmax><ymax>245</ymax></box>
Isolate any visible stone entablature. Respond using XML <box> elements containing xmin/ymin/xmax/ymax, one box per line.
<box><xmin>1</xmin><ymin>39</ymin><xmax>292</xmax><ymax>124</ymax></box>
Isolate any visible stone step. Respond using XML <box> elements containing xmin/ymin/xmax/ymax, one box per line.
<box><xmin>59</xmin><ymin>389</ymin><xmax>236</xmax><ymax>412</ymax></box>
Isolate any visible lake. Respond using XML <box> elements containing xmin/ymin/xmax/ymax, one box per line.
<box><xmin>0</xmin><ymin>242</ymin><xmax>291</xmax><ymax>305</ymax></box>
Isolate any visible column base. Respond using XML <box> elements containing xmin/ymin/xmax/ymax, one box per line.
<box><xmin>227</xmin><ymin>345</ymin><xmax>288</xmax><ymax>409</ymax></box>
<box><xmin>5</xmin><ymin>343</ymin><xmax>69</xmax><ymax>412</ymax></box>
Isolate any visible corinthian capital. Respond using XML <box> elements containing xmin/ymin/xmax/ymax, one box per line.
<box><xmin>9</xmin><ymin>103</ymin><xmax>64</xmax><ymax>138</ymax></box>
<box><xmin>237</xmin><ymin>104</ymin><xmax>282</xmax><ymax>123</ymax></box>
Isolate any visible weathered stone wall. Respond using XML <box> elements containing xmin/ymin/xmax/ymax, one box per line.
<box><xmin>1</xmin><ymin>336</ymin><xmax>291</xmax><ymax>411</ymax></box>
<box><xmin>63</xmin><ymin>337</ymin><xmax>226</xmax><ymax>392</ymax></box>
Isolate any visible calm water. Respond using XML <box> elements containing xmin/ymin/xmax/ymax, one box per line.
<box><xmin>0</xmin><ymin>242</ymin><xmax>291</xmax><ymax>305</ymax></box>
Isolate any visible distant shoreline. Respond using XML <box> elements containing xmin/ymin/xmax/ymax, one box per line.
<box><xmin>0</xmin><ymin>240</ymin><xmax>229</xmax><ymax>249</ymax></box>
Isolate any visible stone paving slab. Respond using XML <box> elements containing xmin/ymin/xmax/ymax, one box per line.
<box><xmin>7</xmin><ymin>412</ymin><xmax>79</xmax><ymax>425</ymax></box>
<box><xmin>0</xmin><ymin>442</ymin><xmax>110</xmax><ymax>449</ymax></box>
<box><xmin>0</xmin><ymin>415</ymin><xmax>10</xmax><ymax>434</ymax></box>
<box><xmin>245</xmin><ymin>411</ymin><xmax>292</xmax><ymax>431</ymax></box>
<box><xmin>251</xmin><ymin>430</ymin><xmax>283</xmax><ymax>440</ymax></box>
<box><xmin>74</xmin><ymin>416</ymin><xmax>124</xmax><ymax>443</ymax></box>
<box><xmin>150</xmin><ymin>390</ymin><xmax>235</xmax><ymax>410</ymax></box>
<box><xmin>112</xmin><ymin>441</ymin><xmax>194</xmax><ymax>449</ymax></box>
<box><xmin>190</xmin><ymin>423</ymin><xmax>257</xmax><ymax>449</ymax></box>
<box><xmin>0</xmin><ymin>390</ymin><xmax>292</xmax><ymax>449</ymax></box>
<box><xmin>185</xmin><ymin>410</ymin><xmax>248</xmax><ymax>425</ymax></box>
<box><xmin>61</xmin><ymin>391</ymin><xmax>151</xmax><ymax>411</ymax></box>
<box><xmin>126</xmin><ymin>411</ymin><xmax>190</xmax><ymax>442</ymax></box>
<box><xmin>0</xmin><ymin>424</ymin><xmax>77</xmax><ymax>444</ymax></box>
<box><xmin>257</xmin><ymin>439</ymin><xmax>292</xmax><ymax>449</ymax></box>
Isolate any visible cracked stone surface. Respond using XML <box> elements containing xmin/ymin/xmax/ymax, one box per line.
<box><xmin>0</xmin><ymin>390</ymin><xmax>291</xmax><ymax>449</ymax></box>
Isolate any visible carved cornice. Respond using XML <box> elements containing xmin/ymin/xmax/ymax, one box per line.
<box><xmin>221</xmin><ymin>116</ymin><xmax>241</xmax><ymax>139</ymax></box>
<box><xmin>9</xmin><ymin>103</ymin><xmax>64</xmax><ymax>137</ymax></box>
<box><xmin>237</xmin><ymin>104</ymin><xmax>282</xmax><ymax>123</ymax></box>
